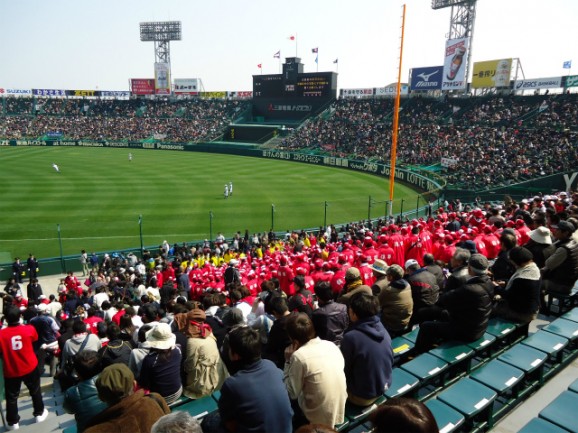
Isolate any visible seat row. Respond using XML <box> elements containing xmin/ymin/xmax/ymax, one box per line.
<box><xmin>518</xmin><ymin>377</ymin><xmax>578</xmax><ymax>433</ymax></box>
<box><xmin>60</xmin><ymin>308</ymin><xmax>578</xmax><ymax>433</ymax></box>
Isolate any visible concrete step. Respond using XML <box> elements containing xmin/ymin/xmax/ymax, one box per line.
<box><xmin>1</xmin><ymin>365</ymin><xmax>75</xmax><ymax>433</ymax></box>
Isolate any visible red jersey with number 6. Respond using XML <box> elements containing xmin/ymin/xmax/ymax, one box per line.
<box><xmin>0</xmin><ymin>324</ymin><xmax>39</xmax><ymax>378</ymax></box>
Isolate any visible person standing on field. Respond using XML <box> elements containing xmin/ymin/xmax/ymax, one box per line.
<box><xmin>80</xmin><ymin>250</ymin><xmax>89</xmax><ymax>277</ymax></box>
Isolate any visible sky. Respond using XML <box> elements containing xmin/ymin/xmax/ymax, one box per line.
<box><xmin>1</xmin><ymin>0</ymin><xmax>577</xmax><ymax>92</ymax></box>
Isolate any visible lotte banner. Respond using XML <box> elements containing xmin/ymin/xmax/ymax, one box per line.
<box><xmin>442</xmin><ymin>37</ymin><xmax>469</xmax><ymax>91</ymax></box>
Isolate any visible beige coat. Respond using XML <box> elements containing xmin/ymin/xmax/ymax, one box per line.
<box><xmin>183</xmin><ymin>333</ymin><xmax>228</xmax><ymax>399</ymax></box>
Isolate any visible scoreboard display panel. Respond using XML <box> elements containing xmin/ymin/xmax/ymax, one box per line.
<box><xmin>253</xmin><ymin>72</ymin><xmax>336</xmax><ymax>99</ymax></box>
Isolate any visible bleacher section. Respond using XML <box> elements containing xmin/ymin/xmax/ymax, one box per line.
<box><xmin>2</xmin><ymin>309</ymin><xmax>571</xmax><ymax>433</ymax></box>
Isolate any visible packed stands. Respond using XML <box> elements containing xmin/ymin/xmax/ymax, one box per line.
<box><xmin>2</xmin><ymin>190</ymin><xmax>578</xmax><ymax>432</ymax></box>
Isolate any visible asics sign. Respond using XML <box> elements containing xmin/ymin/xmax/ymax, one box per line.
<box><xmin>514</xmin><ymin>77</ymin><xmax>562</xmax><ymax>90</ymax></box>
<box><xmin>410</xmin><ymin>67</ymin><xmax>443</xmax><ymax>90</ymax></box>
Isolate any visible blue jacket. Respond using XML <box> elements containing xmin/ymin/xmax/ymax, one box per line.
<box><xmin>341</xmin><ymin>315</ymin><xmax>394</xmax><ymax>400</ymax></box>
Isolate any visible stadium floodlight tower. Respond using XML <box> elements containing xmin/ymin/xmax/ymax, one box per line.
<box><xmin>432</xmin><ymin>0</ymin><xmax>477</xmax><ymax>92</ymax></box>
<box><xmin>140</xmin><ymin>21</ymin><xmax>181</xmax><ymax>92</ymax></box>
<box><xmin>140</xmin><ymin>21</ymin><xmax>181</xmax><ymax>64</ymax></box>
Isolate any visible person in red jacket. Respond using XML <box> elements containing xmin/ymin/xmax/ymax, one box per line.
<box><xmin>0</xmin><ymin>307</ymin><xmax>48</xmax><ymax>429</ymax></box>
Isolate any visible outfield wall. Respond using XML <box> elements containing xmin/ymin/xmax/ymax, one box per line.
<box><xmin>1</xmin><ymin>138</ymin><xmax>446</xmax><ymax>195</ymax></box>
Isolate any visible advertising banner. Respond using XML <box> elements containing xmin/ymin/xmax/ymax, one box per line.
<box><xmin>227</xmin><ymin>91</ymin><xmax>253</xmax><ymax>99</ymax></box>
<box><xmin>174</xmin><ymin>78</ymin><xmax>199</xmax><ymax>95</ymax></box>
<box><xmin>442</xmin><ymin>37</ymin><xmax>469</xmax><ymax>90</ymax></box>
<box><xmin>340</xmin><ymin>88</ymin><xmax>374</xmax><ymax>98</ymax></box>
<box><xmin>564</xmin><ymin>75</ymin><xmax>578</xmax><ymax>88</ymax></box>
<box><xmin>441</xmin><ymin>157</ymin><xmax>458</xmax><ymax>168</ymax></box>
<box><xmin>410</xmin><ymin>67</ymin><xmax>443</xmax><ymax>91</ymax></box>
<box><xmin>131</xmin><ymin>79</ymin><xmax>155</xmax><ymax>95</ymax></box>
<box><xmin>200</xmin><ymin>91</ymin><xmax>227</xmax><ymax>99</ymax></box>
<box><xmin>471</xmin><ymin>59</ymin><xmax>512</xmax><ymax>88</ymax></box>
<box><xmin>154</xmin><ymin>63</ymin><xmax>171</xmax><ymax>95</ymax></box>
<box><xmin>0</xmin><ymin>88</ymin><xmax>32</xmax><ymax>96</ymax></box>
<box><xmin>99</xmin><ymin>91</ymin><xmax>130</xmax><ymax>98</ymax></box>
<box><xmin>514</xmin><ymin>77</ymin><xmax>562</xmax><ymax>91</ymax></box>
<box><xmin>32</xmin><ymin>89</ymin><xmax>67</xmax><ymax>97</ymax></box>
<box><xmin>375</xmin><ymin>84</ymin><xmax>409</xmax><ymax>96</ymax></box>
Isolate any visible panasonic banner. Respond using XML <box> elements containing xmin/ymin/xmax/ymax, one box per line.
<box><xmin>410</xmin><ymin>67</ymin><xmax>443</xmax><ymax>91</ymax></box>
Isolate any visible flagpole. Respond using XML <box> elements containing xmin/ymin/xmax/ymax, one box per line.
<box><xmin>389</xmin><ymin>4</ymin><xmax>406</xmax><ymax>217</ymax></box>
<box><xmin>317</xmin><ymin>54</ymin><xmax>319</xmax><ymax>72</ymax></box>
<box><xmin>295</xmin><ymin>33</ymin><xmax>298</xmax><ymax>57</ymax></box>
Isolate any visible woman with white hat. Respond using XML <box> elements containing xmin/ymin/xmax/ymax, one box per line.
<box><xmin>524</xmin><ymin>226</ymin><xmax>554</xmax><ymax>268</ymax></box>
<box><xmin>137</xmin><ymin>323</ymin><xmax>182</xmax><ymax>405</ymax></box>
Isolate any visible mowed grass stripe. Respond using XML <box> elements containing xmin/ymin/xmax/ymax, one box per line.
<box><xmin>0</xmin><ymin>147</ymin><xmax>418</xmax><ymax>260</ymax></box>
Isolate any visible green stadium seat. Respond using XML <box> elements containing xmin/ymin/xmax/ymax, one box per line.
<box><xmin>334</xmin><ymin>419</ymin><xmax>351</xmax><ymax>432</ymax></box>
<box><xmin>543</xmin><ymin>318</ymin><xmax>578</xmax><ymax>345</ymax></box>
<box><xmin>62</xmin><ymin>427</ymin><xmax>78</xmax><ymax>433</ymax></box>
<box><xmin>568</xmin><ymin>377</ymin><xmax>578</xmax><ymax>393</ymax></box>
<box><xmin>399</xmin><ymin>353</ymin><xmax>449</xmax><ymax>400</ymax></box>
<box><xmin>429</xmin><ymin>340</ymin><xmax>475</xmax><ymax>379</ymax></box>
<box><xmin>344</xmin><ymin>396</ymin><xmax>386</xmax><ymax>429</ymax></box>
<box><xmin>345</xmin><ymin>422</ymin><xmax>372</xmax><ymax>433</ymax></box>
<box><xmin>384</xmin><ymin>368</ymin><xmax>420</xmax><ymax>399</ymax></box>
<box><xmin>466</xmin><ymin>332</ymin><xmax>498</xmax><ymax>369</ymax></box>
<box><xmin>173</xmin><ymin>394</ymin><xmax>218</xmax><ymax>420</ymax></box>
<box><xmin>485</xmin><ymin>317</ymin><xmax>527</xmax><ymax>348</ymax></box>
<box><xmin>518</xmin><ymin>417</ymin><xmax>571</xmax><ymax>433</ymax></box>
<box><xmin>559</xmin><ymin>307</ymin><xmax>578</xmax><ymax>323</ymax></box>
<box><xmin>497</xmin><ymin>344</ymin><xmax>548</xmax><ymax>393</ymax></box>
<box><xmin>391</xmin><ymin>337</ymin><xmax>415</xmax><ymax>364</ymax></box>
<box><xmin>521</xmin><ymin>330</ymin><xmax>569</xmax><ymax>378</ymax></box>
<box><xmin>539</xmin><ymin>390</ymin><xmax>578</xmax><ymax>433</ymax></box>
<box><xmin>425</xmin><ymin>399</ymin><xmax>465</xmax><ymax>433</ymax></box>
<box><xmin>545</xmin><ymin>284</ymin><xmax>578</xmax><ymax>317</ymax></box>
<box><xmin>469</xmin><ymin>358</ymin><xmax>525</xmax><ymax>420</ymax></box>
<box><xmin>169</xmin><ymin>394</ymin><xmax>192</xmax><ymax>407</ymax></box>
<box><xmin>437</xmin><ymin>377</ymin><xmax>497</xmax><ymax>431</ymax></box>
<box><xmin>401</xmin><ymin>327</ymin><xmax>420</xmax><ymax>343</ymax></box>
<box><xmin>212</xmin><ymin>390</ymin><xmax>221</xmax><ymax>402</ymax></box>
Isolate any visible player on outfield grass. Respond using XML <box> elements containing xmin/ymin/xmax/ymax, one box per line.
<box><xmin>52</xmin><ymin>163</ymin><xmax>60</xmax><ymax>173</ymax></box>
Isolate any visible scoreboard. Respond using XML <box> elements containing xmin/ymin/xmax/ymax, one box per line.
<box><xmin>253</xmin><ymin>72</ymin><xmax>335</xmax><ymax>99</ymax></box>
<box><xmin>252</xmin><ymin>58</ymin><xmax>337</xmax><ymax>121</ymax></box>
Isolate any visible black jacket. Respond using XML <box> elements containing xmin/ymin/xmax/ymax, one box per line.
<box><xmin>439</xmin><ymin>274</ymin><xmax>494</xmax><ymax>342</ymax></box>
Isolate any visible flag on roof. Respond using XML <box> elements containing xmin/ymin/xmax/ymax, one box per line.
<box><xmin>312</xmin><ymin>47</ymin><xmax>318</xmax><ymax>53</ymax></box>
<box><xmin>288</xmin><ymin>35</ymin><xmax>295</xmax><ymax>41</ymax></box>
<box><xmin>563</xmin><ymin>60</ymin><xmax>572</xmax><ymax>69</ymax></box>
<box><xmin>333</xmin><ymin>58</ymin><xmax>338</xmax><ymax>64</ymax></box>
<box><xmin>257</xmin><ymin>64</ymin><xmax>262</xmax><ymax>68</ymax></box>
<box><xmin>273</xmin><ymin>51</ymin><xmax>280</xmax><ymax>59</ymax></box>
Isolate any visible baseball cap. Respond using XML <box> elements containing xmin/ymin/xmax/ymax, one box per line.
<box><xmin>404</xmin><ymin>259</ymin><xmax>419</xmax><ymax>270</ymax></box>
<box><xmin>345</xmin><ymin>267</ymin><xmax>361</xmax><ymax>281</ymax></box>
<box><xmin>551</xmin><ymin>220</ymin><xmax>576</xmax><ymax>233</ymax></box>
<box><xmin>468</xmin><ymin>254</ymin><xmax>489</xmax><ymax>273</ymax></box>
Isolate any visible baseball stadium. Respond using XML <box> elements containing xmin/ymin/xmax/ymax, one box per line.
<box><xmin>1</xmin><ymin>1</ymin><xmax>578</xmax><ymax>433</ymax></box>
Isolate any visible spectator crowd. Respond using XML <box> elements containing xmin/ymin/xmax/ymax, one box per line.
<box><xmin>0</xmin><ymin>98</ymin><xmax>249</xmax><ymax>143</ymax></box>
<box><xmin>2</xmin><ymin>189</ymin><xmax>578</xmax><ymax>432</ymax></box>
<box><xmin>279</xmin><ymin>94</ymin><xmax>578</xmax><ymax>189</ymax></box>
<box><xmin>2</xmin><ymin>93</ymin><xmax>577</xmax><ymax>190</ymax></box>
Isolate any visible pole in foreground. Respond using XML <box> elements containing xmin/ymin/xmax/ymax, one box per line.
<box><xmin>388</xmin><ymin>4</ymin><xmax>406</xmax><ymax>217</ymax></box>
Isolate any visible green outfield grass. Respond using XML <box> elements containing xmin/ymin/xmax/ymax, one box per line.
<box><xmin>0</xmin><ymin>146</ymin><xmax>420</xmax><ymax>261</ymax></box>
